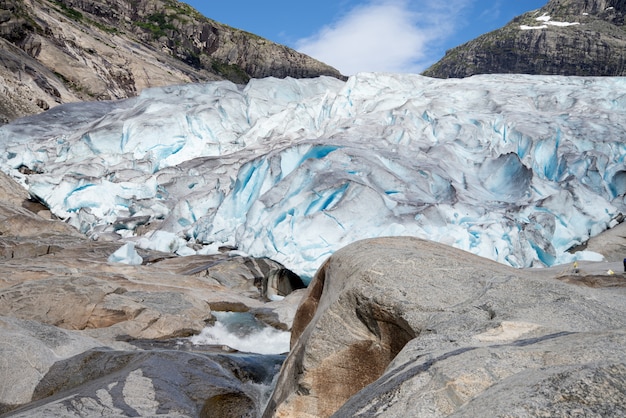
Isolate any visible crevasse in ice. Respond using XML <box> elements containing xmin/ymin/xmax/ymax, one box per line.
<box><xmin>1</xmin><ymin>73</ymin><xmax>624</xmax><ymax>278</ymax></box>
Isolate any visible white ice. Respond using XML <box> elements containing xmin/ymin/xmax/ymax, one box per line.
<box><xmin>1</xmin><ymin>73</ymin><xmax>625</xmax><ymax>279</ymax></box>
<box><xmin>108</xmin><ymin>242</ymin><xmax>143</xmax><ymax>265</ymax></box>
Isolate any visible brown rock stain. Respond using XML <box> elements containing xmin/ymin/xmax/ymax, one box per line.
<box><xmin>290</xmin><ymin>259</ymin><xmax>328</xmax><ymax>347</ymax></box>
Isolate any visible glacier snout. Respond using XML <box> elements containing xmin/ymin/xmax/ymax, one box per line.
<box><xmin>0</xmin><ymin>73</ymin><xmax>624</xmax><ymax>277</ymax></box>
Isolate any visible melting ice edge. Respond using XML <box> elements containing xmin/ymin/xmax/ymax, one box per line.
<box><xmin>1</xmin><ymin>72</ymin><xmax>624</xmax><ymax>278</ymax></box>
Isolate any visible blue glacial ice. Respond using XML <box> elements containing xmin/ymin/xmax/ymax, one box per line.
<box><xmin>1</xmin><ymin>73</ymin><xmax>625</xmax><ymax>278</ymax></box>
<box><xmin>107</xmin><ymin>242</ymin><xmax>143</xmax><ymax>265</ymax></box>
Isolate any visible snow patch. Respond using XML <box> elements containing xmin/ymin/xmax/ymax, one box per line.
<box><xmin>521</xmin><ymin>13</ymin><xmax>580</xmax><ymax>30</ymax></box>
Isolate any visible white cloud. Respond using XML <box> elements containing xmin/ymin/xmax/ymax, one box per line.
<box><xmin>295</xmin><ymin>0</ymin><xmax>472</xmax><ymax>75</ymax></box>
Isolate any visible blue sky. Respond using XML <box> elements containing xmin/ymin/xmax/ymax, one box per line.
<box><xmin>184</xmin><ymin>0</ymin><xmax>548</xmax><ymax>75</ymax></box>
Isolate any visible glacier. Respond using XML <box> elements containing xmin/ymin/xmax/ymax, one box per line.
<box><xmin>1</xmin><ymin>73</ymin><xmax>624</xmax><ymax>279</ymax></box>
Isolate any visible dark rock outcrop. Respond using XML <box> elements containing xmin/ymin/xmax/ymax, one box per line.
<box><xmin>423</xmin><ymin>0</ymin><xmax>626</xmax><ymax>78</ymax></box>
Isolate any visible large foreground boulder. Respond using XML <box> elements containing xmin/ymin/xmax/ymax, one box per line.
<box><xmin>264</xmin><ymin>236</ymin><xmax>626</xmax><ymax>417</ymax></box>
<box><xmin>7</xmin><ymin>344</ymin><xmax>284</xmax><ymax>417</ymax></box>
<box><xmin>0</xmin><ymin>316</ymin><xmax>104</xmax><ymax>414</ymax></box>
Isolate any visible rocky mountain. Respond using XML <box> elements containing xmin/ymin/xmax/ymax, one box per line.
<box><xmin>0</xmin><ymin>0</ymin><xmax>344</xmax><ymax>124</ymax></box>
<box><xmin>423</xmin><ymin>0</ymin><xmax>626</xmax><ymax>78</ymax></box>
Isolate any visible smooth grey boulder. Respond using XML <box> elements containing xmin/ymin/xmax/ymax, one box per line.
<box><xmin>0</xmin><ymin>316</ymin><xmax>105</xmax><ymax>414</ymax></box>
<box><xmin>264</xmin><ymin>236</ymin><xmax>626</xmax><ymax>418</ymax></box>
<box><xmin>7</xmin><ymin>345</ymin><xmax>284</xmax><ymax>417</ymax></box>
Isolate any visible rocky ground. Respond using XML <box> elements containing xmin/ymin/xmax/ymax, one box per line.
<box><xmin>0</xmin><ymin>170</ymin><xmax>305</xmax><ymax>417</ymax></box>
<box><xmin>2</xmin><ymin>165</ymin><xmax>626</xmax><ymax>417</ymax></box>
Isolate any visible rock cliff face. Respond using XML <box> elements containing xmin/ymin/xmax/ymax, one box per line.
<box><xmin>423</xmin><ymin>0</ymin><xmax>626</xmax><ymax>78</ymax></box>
<box><xmin>0</xmin><ymin>0</ymin><xmax>344</xmax><ymax>124</ymax></box>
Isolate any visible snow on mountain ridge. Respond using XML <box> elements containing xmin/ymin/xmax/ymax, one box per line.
<box><xmin>0</xmin><ymin>73</ymin><xmax>624</xmax><ymax>278</ymax></box>
<box><xmin>521</xmin><ymin>13</ymin><xmax>581</xmax><ymax>30</ymax></box>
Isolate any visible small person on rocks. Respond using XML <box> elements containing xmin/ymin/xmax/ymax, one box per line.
<box><xmin>623</xmin><ymin>258</ymin><xmax>626</xmax><ymax>273</ymax></box>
